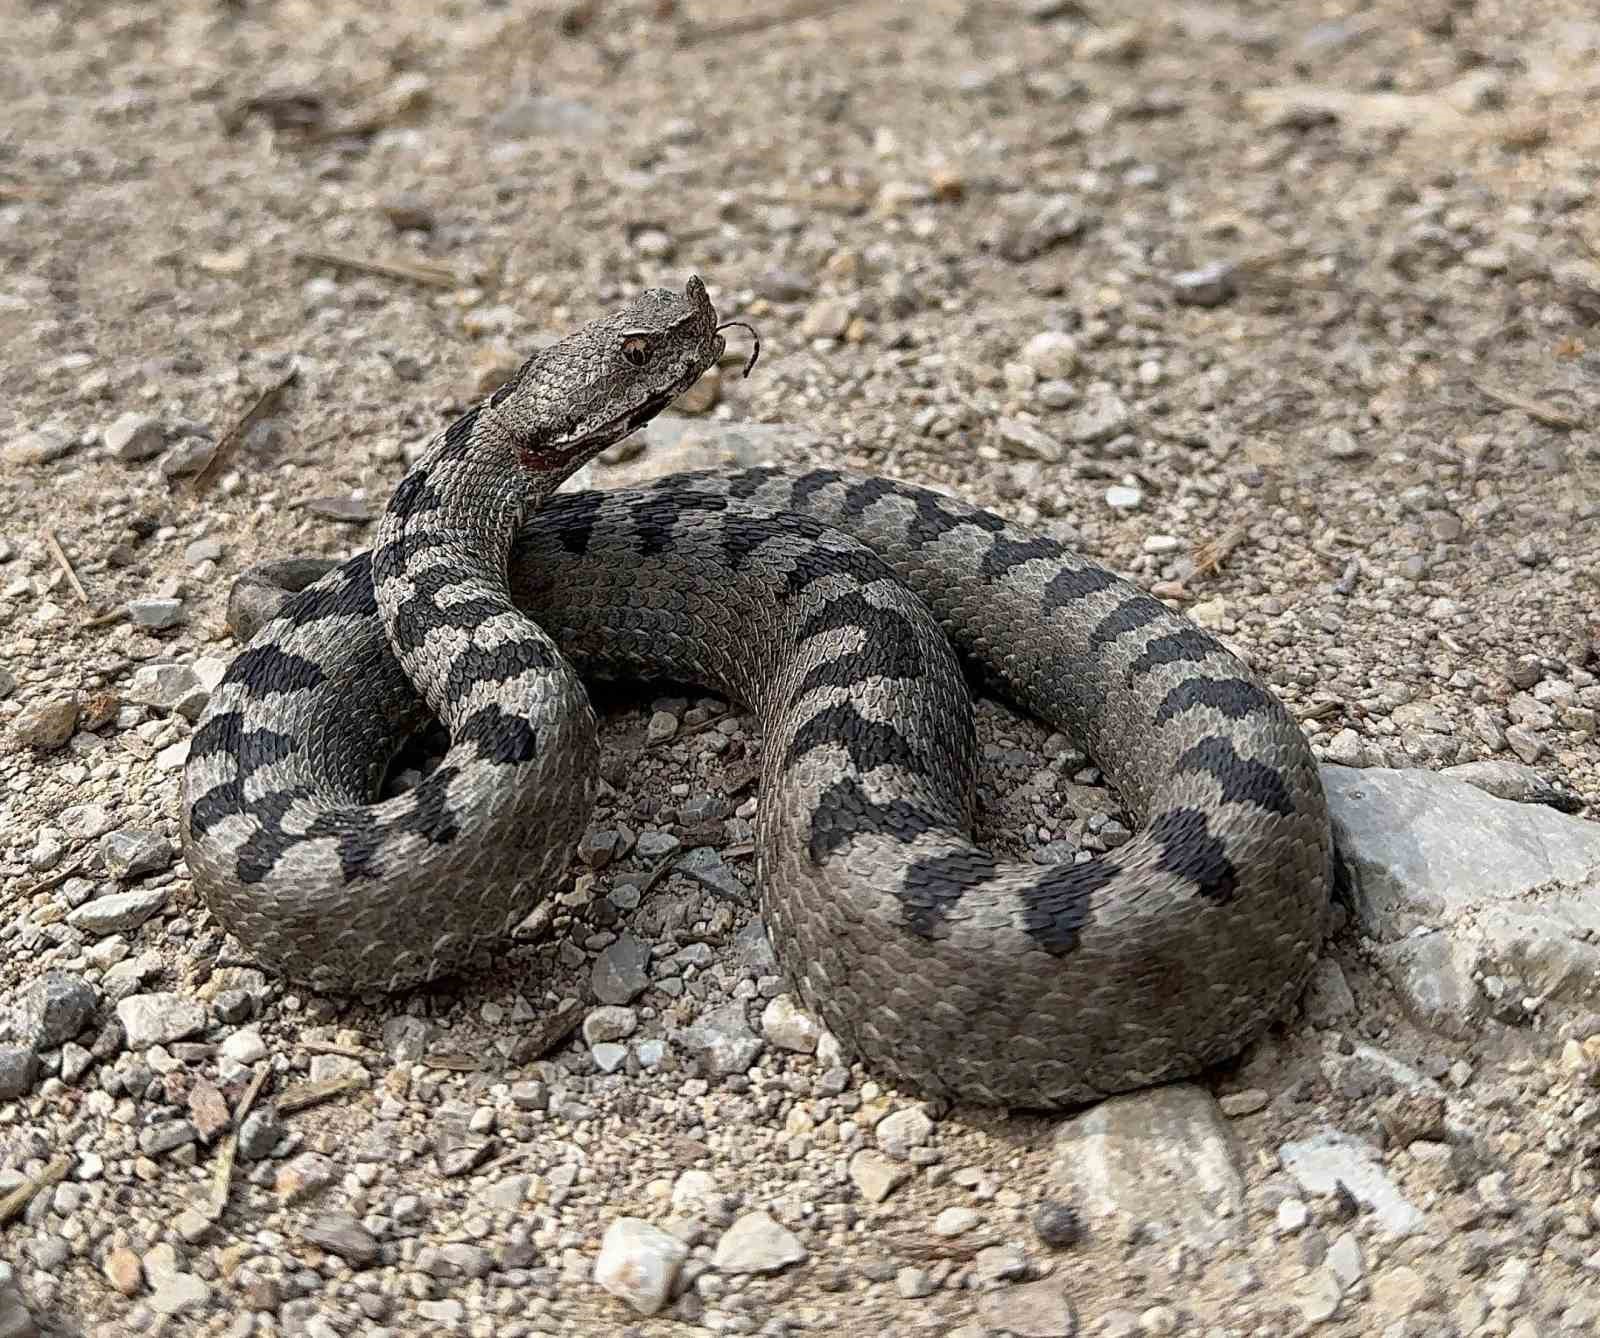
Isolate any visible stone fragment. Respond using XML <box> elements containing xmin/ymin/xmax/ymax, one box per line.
<box><xmin>593</xmin><ymin>1218</ymin><xmax>688</xmax><ymax>1316</ymax></box>
<box><xmin>711</xmin><ymin>1211</ymin><xmax>807</xmax><ymax>1274</ymax></box>
<box><xmin>760</xmin><ymin>994</ymin><xmax>820</xmax><ymax>1052</ymax></box>
<box><xmin>116</xmin><ymin>993</ymin><xmax>205</xmax><ymax>1049</ymax></box>
<box><xmin>680</xmin><ymin>1003</ymin><xmax>763</xmax><ymax>1076</ymax></box>
<box><xmin>302</xmin><ymin>1214</ymin><xmax>380</xmax><ymax>1268</ymax></box>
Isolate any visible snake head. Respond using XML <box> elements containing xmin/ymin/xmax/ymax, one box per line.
<box><xmin>494</xmin><ymin>276</ymin><xmax>734</xmax><ymax>477</ymax></box>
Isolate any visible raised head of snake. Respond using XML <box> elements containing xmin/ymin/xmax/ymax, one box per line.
<box><xmin>370</xmin><ymin>276</ymin><xmax>737</xmax><ymax>725</ymax></box>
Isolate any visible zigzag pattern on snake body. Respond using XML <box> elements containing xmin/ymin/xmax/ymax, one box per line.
<box><xmin>181</xmin><ymin>277</ymin><xmax>1332</xmax><ymax>1108</ymax></box>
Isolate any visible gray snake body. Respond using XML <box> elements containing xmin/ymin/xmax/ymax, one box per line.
<box><xmin>181</xmin><ymin>278</ymin><xmax>1332</xmax><ymax>1107</ymax></box>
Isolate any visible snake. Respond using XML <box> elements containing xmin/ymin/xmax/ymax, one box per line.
<box><xmin>180</xmin><ymin>276</ymin><xmax>1332</xmax><ymax>1108</ymax></box>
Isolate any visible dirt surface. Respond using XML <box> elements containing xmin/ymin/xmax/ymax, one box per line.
<box><xmin>4</xmin><ymin>1</ymin><xmax>1600</xmax><ymax>1335</ymax></box>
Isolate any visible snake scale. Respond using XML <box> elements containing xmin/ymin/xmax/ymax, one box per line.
<box><xmin>181</xmin><ymin>277</ymin><xmax>1332</xmax><ymax>1107</ymax></box>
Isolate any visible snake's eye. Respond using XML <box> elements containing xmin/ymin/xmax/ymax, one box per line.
<box><xmin>621</xmin><ymin>336</ymin><xmax>652</xmax><ymax>367</ymax></box>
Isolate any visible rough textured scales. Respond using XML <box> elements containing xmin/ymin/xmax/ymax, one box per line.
<box><xmin>181</xmin><ymin>278</ymin><xmax>1333</xmax><ymax>1108</ymax></box>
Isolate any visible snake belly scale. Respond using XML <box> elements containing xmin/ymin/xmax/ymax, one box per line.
<box><xmin>181</xmin><ymin>276</ymin><xmax>1332</xmax><ymax>1108</ymax></box>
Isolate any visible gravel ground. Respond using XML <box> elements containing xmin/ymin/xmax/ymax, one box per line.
<box><xmin>4</xmin><ymin>1</ymin><xmax>1600</xmax><ymax>1334</ymax></box>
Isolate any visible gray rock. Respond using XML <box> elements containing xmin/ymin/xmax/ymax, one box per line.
<box><xmin>302</xmin><ymin>1214</ymin><xmax>379</xmax><ymax>1267</ymax></box>
<box><xmin>379</xmin><ymin>1015</ymin><xmax>430</xmax><ymax>1062</ymax></box>
<box><xmin>711</xmin><ymin>1211</ymin><xmax>806</xmax><ymax>1275</ymax></box>
<box><xmin>0</xmin><ymin>1047</ymin><xmax>38</xmax><ymax>1100</ymax></box>
<box><xmin>1278</xmin><ymin>1130</ymin><xmax>1423</xmax><ymax>1237</ymax></box>
<box><xmin>1052</xmin><ymin>1083</ymin><xmax>1243</xmax><ymax>1249</ymax></box>
<box><xmin>592</xmin><ymin>933</ymin><xmax>652</xmax><ymax>1005</ymax></box>
<box><xmin>104</xmin><ymin>412</ymin><xmax>165</xmax><ymax>461</ymax></box>
<box><xmin>678</xmin><ymin>846</ymin><xmax>746</xmax><ymax>901</ymax></box>
<box><xmin>976</xmin><ymin>1276</ymin><xmax>1078</xmax><ymax>1336</ymax></box>
<box><xmin>582</xmin><ymin>1006</ymin><xmax>638</xmax><ymax>1045</ymax></box>
<box><xmin>593</xmin><ymin>1218</ymin><xmax>688</xmax><ymax>1316</ymax></box>
<box><xmin>15</xmin><ymin>971</ymin><xmax>97</xmax><ymax>1049</ymax></box>
<box><xmin>1063</xmin><ymin>392</ymin><xmax>1131</xmax><ymax>445</ymax></box>
<box><xmin>848</xmin><ymin>1150</ymin><xmax>909</xmax><ymax>1204</ymax></box>
<box><xmin>876</xmin><ymin>1106</ymin><xmax>935</xmax><ymax>1159</ymax></box>
<box><xmin>139</xmin><ymin>1120</ymin><xmax>198</xmax><ymax>1156</ymax></box>
<box><xmin>1325</xmin><ymin>765</ymin><xmax>1600</xmax><ymax>1029</ymax></box>
<box><xmin>10</xmin><ymin>698</ymin><xmax>78</xmax><ymax>751</ymax></box>
<box><xmin>116</xmin><ymin>993</ymin><xmax>206</xmax><ymax>1049</ymax></box>
<box><xmin>125</xmin><ymin>663</ymin><xmax>206</xmax><ymax>716</ymax></box>
<box><xmin>237</xmin><ymin>1109</ymin><xmax>284</xmax><ymax>1161</ymax></box>
<box><xmin>995</xmin><ymin>417</ymin><xmax>1065</xmax><ymax>462</ymax></box>
<box><xmin>680</xmin><ymin>1003</ymin><xmax>763</xmax><ymax>1076</ymax></box>
<box><xmin>56</xmin><ymin>803</ymin><xmax>115</xmax><ymax>842</ymax></box>
<box><xmin>146</xmin><ymin>1271</ymin><xmax>210</xmax><ymax>1317</ymax></box>
<box><xmin>760</xmin><ymin>995</ymin><xmax>820</xmax><ymax>1053</ymax></box>
<box><xmin>99</xmin><ymin>830</ymin><xmax>173</xmax><ymax>879</ymax></box>
<box><xmin>67</xmin><ymin>886</ymin><xmax>170</xmax><ymax>935</ymax></box>
<box><xmin>127</xmin><ymin>597</ymin><xmax>184</xmax><ymax>629</ymax></box>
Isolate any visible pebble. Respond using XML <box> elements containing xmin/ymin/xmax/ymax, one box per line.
<box><xmin>16</xmin><ymin>971</ymin><xmax>97</xmax><ymax>1049</ymax></box>
<box><xmin>1170</xmin><ymin>262</ymin><xmax>1237</xmax><ymax>306</ymax></box>
<box><xmin>1065</xmin><ymin>393</ymin><xmax>1131</xmax><ymax>444</ymax></box>
<box><xmin>115</xmin><ymin>993</ymin><xmax>206</xmax><ymax>1049</ymax></box>
<box><xmin>102</xmin><ymin>1247</ymin><xmax>143</xmax><ymax>1297</ymax></box>
<box><xmin>711</xmin><ymin>1211</ymin><xmax>807</xmax><ymax>1274</ymax></box>
<box><xmin>98</xmin><ymin>829</ymin><xmax>173</xmax><ymax>879</ymax></box>
<box><xmin>995</xmin><ymin>417</ymin><xmax>1065</xmax><ymax>462</ymax></box>
<box><xmin>302</xmin><ymin>1214</ymin><xmax>380</xmax><ymax>1268</ymax></box>
<box><xmin>1020</xmin><ymin>330</ymin><xmax>1078</xmax><ymax>378</ymax></box>
<box><xmin>848</xmin><ymin>1150</ymin><xmax>910</xmax><ymax>1204</ymax></box>
<box><xmin>592</xmin><ymin>932</ymin><xmax>652</xmax><ymax>1004</ymax></box>
<box><xmin>932</xmin><ymin>1206</ymin><xmax>981</xmax><ymax>1237</ymax></box>
<box><xmin>582</xmin><ymin>1005</ymin><xmax>638</xmax><ymax>1045</ymax></box>
<box><xmin>127</xmin><ymin>597</ymin><xmax>185</xmax><ymax>630</ymax></box>
<box><xmin>104</xmin><ymin>412</ymin><xmax>164</xmax><ymax>461</ymax></box>
<box><xmin>594</xmin><ymin>1217</ymin><xmax>688</xmax><ymax>1316</ymax></box>
<box><xmin>977</xmin><ymin>1277</ymin><xmax>1078</xmax><ymax>1337</ymax></box>
<box><xmin>680</xmin><ymin>1002</ymin><xmax>763</xmax><ymax>1076</ymax></box>
<box><xmin>0</xmin><ymin>1047</ymin><xmax>38</xmax><ymax>1100</ymax></box>
<box><xmin>1104</xmin><ymin>484</ymin><xmax>1143</xmax><ymax>510</ymax></box>
<box><xmin>760</xmin><ymin>994</ymin><xmax>820</xmax><ymax>1052</ymax></box>
<box><xmin>10</xmin><ymin>697</ymin><xmax>78</xmax><ymax>750</ymax></box>
<box><xmin>67</xmin><ymin>886</ymin><xmax>170</xmax><ymax>935</ymax></box>
<box><xmin>876</xmin><ymin>1106</ymin><xmax>934</xmax><ymax>1158</ymax></box>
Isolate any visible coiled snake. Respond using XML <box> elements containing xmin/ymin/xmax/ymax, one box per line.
<box><xmin>181</xmin><ymin>277</ymin><xmax>1332</xmax><ymax>1107</ymax></box>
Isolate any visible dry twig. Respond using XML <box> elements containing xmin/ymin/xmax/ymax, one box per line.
<box><xmin>275</xmin><ymin>1072</ymin><xmax>367</xmax><ymax>1115</ymax></box>
<box><xmin>292</xmin><ymin>247</ymin><xmax>459</xmax><ymax>288</ymax></box>
<box><xmin>42</xmin><ymin>530</ymin><xmax>91</xmax><ymax>605</ymax></box>
<box><xmin>189</xmin><ymin>366</ymin><xmax>300</xmax><ymax>495</ymax></box>
<box><xmin>209</xmin><ymin>1063</ymin><xmax>270</xmax><ymax>1220</ymax></box>
<box><xmin>1473</xmin><ymin>380</ymin><xmax>1579</xmax><ymax>431</ymax></box>
<box><xmin>0</xmin><ymin>1155</ymin><xmax>73</xmax><ymax>1227</ymax></box>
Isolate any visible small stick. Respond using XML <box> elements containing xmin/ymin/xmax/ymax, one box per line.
<box><xmin>301</xmin><ymin>1040</ymin><xmax>377</xmax><ymax>1061</ymax></box>
<box><xmin>209</xmin><ymin>1063</ymin><xmax>269</xmax><ymax>1220</ymax></box>
<box><xmin>190</xmin><ymin>366</ymin><xmax>299</xmax><ymax>495</ymax></box>
<box><xmin>0</xmin><ymin>1154</ymin><xmax>73</xmax><ymax>1226</ymax></box>
<box><xmin>508</xmin><ymin>1000</ymin><xmax>584</xmax><ymax>1064</ymax></box>
<box><xmin>678</xmin><ymin>0</ymin><xmax>851</xmax><ymax>45</ymax></box>
<box><xmin>42</xmin><ymin>530</ymin><xmax>90</xmax><ymax>605</ymax></box>
<box><xmin>275</xmin><ymin>1072</ymin><xmax>366</xmax><ymax>1115</ymax></box>
<box><xmin>638</xmin><ymin>852</ymin><xmax>680</xmax><ymax>897</ymax></box>
<box><xmin>1474</xmin><ymin>380</ymin><xmax>1579</xmax><ymax>431</ymax></box>
<box><xmin>292</xmin><ymin>248</ymin><xmax>460</xmax><ymax>289</ymax></box>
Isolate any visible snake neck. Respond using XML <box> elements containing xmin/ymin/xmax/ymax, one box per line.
<box><xmin>372</xmin><ymin>402</ymin><xmax>564</xmax><ymax>729</ymax></box>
